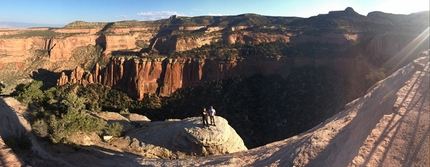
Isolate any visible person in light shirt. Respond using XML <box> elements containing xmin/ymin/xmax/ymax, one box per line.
<box><xmin>208</xmin><ymin>106</ymin><xmax>216</xmax><ymax>126</ymax></box>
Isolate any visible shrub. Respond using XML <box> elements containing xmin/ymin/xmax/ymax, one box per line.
<box><xmin>4</xmin><ymin>132</ymin><xmax>32</xmax><ymax>150</ymax></box>
<box><xmin>106</xmin><ymin>122</ymin><xmax>124</xmax><ymax>137</ymax></box>
<box><xmin>47</xmin><ymin>110</ymin><xmax>105</xmax><ymax>143</ymax></box>
<box><xmin>32</xmin><ymin>119</ymin><xmax>49</xmax><ymax>137</ymax></box>
<box><xmin>88</xmin><ymin>103</ymin><xmax>102</xmax><ymax>112</ymax></box>
<box><xmin>119</xmin><ymin>108</ymin><xmax>130</xmax><ymax>114</ymax></box>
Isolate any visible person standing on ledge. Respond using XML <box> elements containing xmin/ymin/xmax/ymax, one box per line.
<box><xmin>201</xmin><ymin>107</ymin><xmax>209</xmax><ymax>127</ymax></box>
<box><xmin>208</xmin><ymin>106</ymin><xmax>216</xmax><ymax>126</ymax></box>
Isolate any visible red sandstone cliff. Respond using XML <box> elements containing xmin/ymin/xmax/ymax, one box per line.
<box><xmin>0</xmin><ymin>19</ymin><xmax>368</xmax><ymax>63</ymax></box>
<box><xmin>57</xmin><ymin>55</ymin><xmax>382</xmax><ymax>101</ymax></box>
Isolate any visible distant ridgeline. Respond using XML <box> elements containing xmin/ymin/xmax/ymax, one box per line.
<box><xmin>53</xmin><ymin>7</ymin><xmax>428</xmax><ymax>100</ymax></box>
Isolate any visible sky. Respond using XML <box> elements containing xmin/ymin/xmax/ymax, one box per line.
<box><xmin>0</xmin><ymin>0</ymin><xmax>429</xmax><ymax>27</ymax></box>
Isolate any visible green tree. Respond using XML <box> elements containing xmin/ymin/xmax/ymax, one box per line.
<box><xmin>47</xmin><ymin>92</ymin><xmax>105</xmax><ymax>143</ymax></box>
<box><xmin>14</xmin><ymin>81</ymin><xmax>44</xmax><ymax>105</ymax></box>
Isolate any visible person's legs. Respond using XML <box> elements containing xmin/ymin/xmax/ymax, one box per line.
<box><xmin>202</xmin><ymin>116</ymin><xmax>205</xmax><ymax>125</ymax></box>
<box><xmin>205</xmin><ymin>117</ymin><xmax>209</xmax><ymax>126</ymax></box>
<box><xmin>210</xmin><ymin>116</ymin><xmax>215</xmax><ymax>125</ymax></box>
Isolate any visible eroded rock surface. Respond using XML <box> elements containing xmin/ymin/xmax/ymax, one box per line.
<box><xmin>109</xmin><ymin>116</ymin><xmax>247</xmax><ymax>158</ymax></box>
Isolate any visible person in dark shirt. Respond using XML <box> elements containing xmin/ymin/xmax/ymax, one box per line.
<box><xmin>201</xmin><ymin>107</ymin><xmax>209</xmax><ymax>126</ymax></box>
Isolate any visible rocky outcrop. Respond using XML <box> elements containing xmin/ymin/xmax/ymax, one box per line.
<box><xmin>171</xmin><ymin>117</ymin><xmax>247</xmax><ymax>155</ymax></box>
<box><xmin>290</xmin><ymin>33</ymin><xmax>362</xmax><ymax>44</ymax></box>
<box><xmin>173</xmin><ymin>33</ymin><xmax>221</xmax><ymax>51</ymax></box>
<box><xmin>110</xmin><ymin>116</ymin><xmax>247</xmax><ymax>158</ymax></box>
<box><xmin>104</xmin><ymin>34</ymin><xmax>152</xmax><ymax>54</ymax></box>
<box><xmin>224</xmin><ymin>32</ymin><xmax>291</xmax><ymax>44</ymax></box>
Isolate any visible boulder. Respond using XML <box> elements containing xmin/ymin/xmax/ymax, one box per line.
<box><xmin>126</xmin><ymin>113</ymin><xmax>151</xmax><ymax>127</ymax></box>
<box><xmin>126</xmin><ymin>113</ymin><xmax>151</xmax><ymax>122</ymax></box>
<box><xmin>172</xmin><ymin>117</ymin><xmax>246</xmax><ymax>155</ymax></box>
<box><xmin>122</xmin><ymin>116</ymin><xmax>247</xmax><ymax>157</ymax></box>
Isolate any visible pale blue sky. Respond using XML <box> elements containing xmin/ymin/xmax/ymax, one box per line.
<box><xmin>0</xmin><ymin>0</ymin><xmax>428</xmax><ymax>26</ymax></box>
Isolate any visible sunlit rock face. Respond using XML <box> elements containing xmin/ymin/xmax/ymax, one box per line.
<box><xmin>122</xmin><ymin>116</ymin><xmax>247</xmax><ymax>157</ymax></box>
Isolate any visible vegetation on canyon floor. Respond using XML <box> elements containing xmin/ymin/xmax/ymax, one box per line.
<box><xmin>167</xmin><ymin>41</ymin><xmax>341</xmax><ymax>59</ymax></box>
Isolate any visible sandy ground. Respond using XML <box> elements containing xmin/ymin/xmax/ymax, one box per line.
<box><xmin>0</xmin><ymin>57</ymin><xmax>428</xmax><ymax>167</ymax></box>
<box><xmin>0</xmin><ymin>137</ymin><xmax>22</xmax><ymax>167</ymax></box>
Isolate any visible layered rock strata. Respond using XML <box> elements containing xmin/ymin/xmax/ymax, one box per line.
<box><xmin>58</xmin><ymin>45</ymin><xmax>425</xmax><ymax>101</ymax></box>
<box><xmin>57</xmin><ymin>56</ymin><xmax>295</xmax><ymax>100</ymax></box>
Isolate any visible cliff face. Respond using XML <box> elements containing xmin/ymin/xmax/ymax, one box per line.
<box><xmin>0</xmin><ymin>37</ymin><xmax>48</xmax><ymax>56</ymax></box>
<box><xmin>0</xmin><ymin>24</ymin><xmax>362</xmax><ymax>63</ymax></box>
<box><xmin>366</xmin><ymin>31</ymin><xmax>429</xmax><ymax>70</ymax></box>
<box><xmin>49</xmin><ymin>35</ymin><xmax>101</xmax><ymax>61</ymax></box>
<box><xmin>57</xmin><ymin>54</ymin><xmax>384</xmax><ymax>102</ymax></box>
<box><xmin>58</xmin><ymin>57</ymin><xmax>295</xmax><ymax>100</ymax></box>
<box><xmin>290</xmin><ymin>33</ymin><xmax>361</xmax><ymax>44</ymax></box>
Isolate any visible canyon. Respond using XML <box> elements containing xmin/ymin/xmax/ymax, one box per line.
<box><xmin>1</xmin><ymin>53</ymin><xmax>428</xmax><ymax>167</ymax></box>
<box><xmin>0</xmin><ymin>7</ymin><xmax>429</xmax><ymax>166</ymax></box>
<box><xmin>56</xmin><ymin>9</ymin><xmax>430</xmax><ymax>101</ymax></box>
<box><xmin>1</xmin><ymin>8</ymin><xmax>427</xmax><ymax>94</ymax></box>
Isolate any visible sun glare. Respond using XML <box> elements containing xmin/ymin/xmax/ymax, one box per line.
<box><xmin>386</xmin><ymin>27</ymin><xmax>430</xmax><ymax>73</ymax></box>
<box><xmin>374</xmin><ymin>0</ymin><xmax>429</xmax><ymax>15</ymax></box>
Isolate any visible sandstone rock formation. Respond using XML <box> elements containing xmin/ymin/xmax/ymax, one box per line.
<box><xmin>55</xmin><ymin>53</ymin><xmax>398</xmax><ymax>102</ymax></box>
<box><xmin>109</xmin><ymin>116</ymin><xmax>247</xmax><ymax>158</ymax></box>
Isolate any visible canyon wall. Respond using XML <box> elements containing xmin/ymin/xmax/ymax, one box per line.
<box><xmin>0</xmin><ymin>22</ymin><xmax>363</xmax><ymax>63</ymax></box>
<box><xmin>366</xmin><ymin>31</ymin><xmax>429</xmax><ymax>71</ymax></box>
<box><xmin>1</xmin><ymin>10</ymin><xmax>428</xmax><ymax>95</ymax></box>
<box><xmin>57</xmin><ymin>55</ymin><xmax>380</xmax><ymax>101</ymax></box>
<box><xmin>56</xmin><ymin>26</ymin><xmax>429</xmax><ymax>101</ymax></box>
